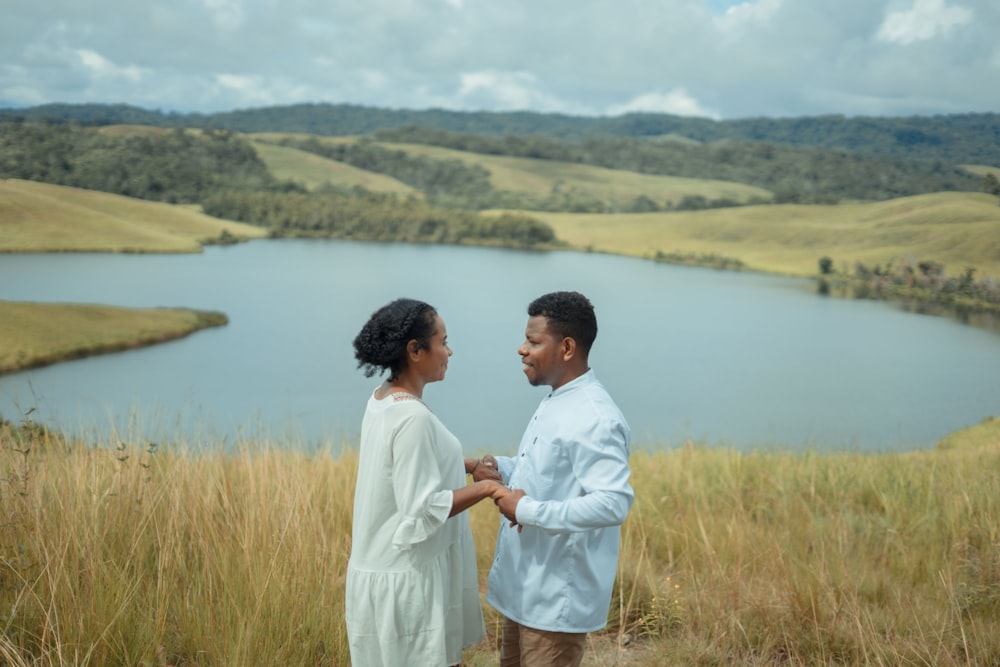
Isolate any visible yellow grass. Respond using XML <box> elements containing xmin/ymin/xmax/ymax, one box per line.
<box><xmin>531</xmin><ymin>191</ymin><xmax>1000</xmax><ymax>279</ymax></box>
<box><xmin>379</xmin><ymin>141</ymin><xmax>772</xmax><ymax>204</ymax></box>
<box><xmin>249</xmin><ymin>141</ymin><xmax>420</xmax><ymax>195</ymax></box>
<box><xmin>0</xmin><ymin>301</ymin><xmax>227</xmax><ymax>375</ymax></box>
<box><xmin>245</xmin><ymin>133</ymin><xmax>770</xmax><ymax>204</ymax></box>
<box><xmin>96</xmin><ymin>125</ymin><xmax>172</xmax><ymax>139</ymax></box>
<box><xmin>961</xmin><ymin>164</ymin><xmax>1000</xmax><ymax>179</ymax></box>
<box><xmin>0</xmin><ymin>419</ymin><xmax>997</xmax><ymax>666</ymax></box>
<box><xmin>0</xmin><ymin>179</ymin><xmax>267</xmax><ymax>253</ymax></box>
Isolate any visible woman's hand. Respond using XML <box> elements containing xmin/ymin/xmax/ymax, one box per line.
<box><xmin>487</xmin><ymin>480</ymin><xmax>509</xmax><ymax>500</ymax></box>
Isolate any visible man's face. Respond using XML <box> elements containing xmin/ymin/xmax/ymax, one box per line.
<box><xmin>517</xmin><ymin>315</ymin><xmax>567</xmax><ymax>389</ymax></box>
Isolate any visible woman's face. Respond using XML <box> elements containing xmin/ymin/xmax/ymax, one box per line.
<box><xmin>412</xmin><ymin>314</ymin><xmax>452</xmax><ymax>383</ymax></box>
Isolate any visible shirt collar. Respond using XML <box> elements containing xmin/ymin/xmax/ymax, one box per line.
<box><xmin>548</xmin><ymin>368</ymin><xmax>594</xmax><ymax>398</ymax></box>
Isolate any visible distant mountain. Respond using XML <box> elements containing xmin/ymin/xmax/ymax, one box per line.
<box><xmin>2</xmin><ymin>102</ymin><xmax>998</xmax><ymax>166</ymax></box>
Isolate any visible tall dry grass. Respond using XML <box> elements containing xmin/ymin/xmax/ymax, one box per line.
<box><xmin>0</xmin><ymin>425</ymin><xmax>356</xmax><ymax>666</ymax></box>
<box><xmin>2</xmin><ymin>417</ymin><xmax>998</xmax><ymax>666</ymax></box>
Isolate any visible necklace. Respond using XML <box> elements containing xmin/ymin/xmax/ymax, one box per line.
<box><xmin>385</xmin><ymin>389</ymin><xmax>429</xmax><ymax>409</ymax></box>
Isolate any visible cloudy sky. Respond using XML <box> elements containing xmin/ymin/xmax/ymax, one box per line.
<box><xmin>1</xmin><ymin>0</ymin><xmax>997</xmax><ymax>120</ymax></box>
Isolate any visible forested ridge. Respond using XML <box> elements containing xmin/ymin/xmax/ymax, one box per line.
<box><xmin>2</xmin><ymin>102</ymin><xmax>997</xmax><ymax>165</ymax></box>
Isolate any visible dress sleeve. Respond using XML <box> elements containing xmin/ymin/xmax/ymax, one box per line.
<box><xmin>389</xmin><ymin>407</ymin><xmax>454</xmax><ymax>550</ymax></box>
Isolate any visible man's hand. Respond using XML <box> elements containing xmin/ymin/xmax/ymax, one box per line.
<box><xmin>495</xmin><ymin>488</ymin><xmax>526</xmax><ymax>530</ymax></box>
<box><xmin>471</xmin><ymin>455</ymin><xmax>502</xmax><ymax>482</ymax></box>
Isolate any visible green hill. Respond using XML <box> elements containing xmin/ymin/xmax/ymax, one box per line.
<box><xmin>529</xmin><ymin>191</ymin><xmax>1000</xmax><ymax>279</ymax></box>
<box><xmin>248</xmin><ymin>133</ymin><xmax>770</xmax><ymax>208</ymax></box>
<box><xmin>248</xmin><ymin>140</ymin><xmax>420</xmax><ymax>196</ymax></box>
<box><xmin>379</xmin><ymin>141</ymin><xmax>772</xmax><ymax>205</ymax></box>
<box><xmin>0</xmin><ymin>301</ymin><xmax>228</xmax><ymax>375</ymax></box>
<box><xmin>0</xmin><ymin>179</ymin><xmax>266</xmax><ymax>253</ymax></box>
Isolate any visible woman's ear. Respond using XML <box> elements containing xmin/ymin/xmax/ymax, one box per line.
<box><xmin>406</xmin><ymin>339</ymin><xmax>421</xmax><ymax>360</ymax></box>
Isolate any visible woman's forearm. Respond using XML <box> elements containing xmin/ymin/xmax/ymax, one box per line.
<box><xmin>449</xmin><ymin>480</ymin><xmax>503</xmax><ymax>517</ymax></box>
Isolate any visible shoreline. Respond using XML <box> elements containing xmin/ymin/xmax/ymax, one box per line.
<box><xmin>0</xmin><ymin>303</ymin><xmax>227</xmax><ymax>376</ymax></box>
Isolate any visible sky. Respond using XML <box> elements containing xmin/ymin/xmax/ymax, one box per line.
<box><xmin>1</xmin><ymin>0</ymin><xmax>997</xmax><ymax>120</ymax></box>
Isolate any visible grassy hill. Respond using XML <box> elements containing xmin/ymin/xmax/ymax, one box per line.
<box><xmin>0</xmin><ymin>179</ymin><xmax>267</xmax><ymax>253</ymax></box>
<box><xmin>0</xmin><ymin>301</ymin><xmax>228</xmax><ymax>375</ymax></box>
<box><xmin>377</xmin><ymin>141</ymin><xmax>772</xmax><ymax>205</ymax></box>
<box><xmin>248</xmin><ymin>140</ymin><xmax>420</xmax><ymax>195</ymax></box>
<box><xmin>963</xmin><ymin>164</ymin><xmax>1000</xmax><ymax>179</ymax></box>
<box><xmin>528</xmin><ymin>191</ymin><xmax>1000</xmax><ymax>279</ymax></box>
<box><xmin>249</xmin><ymin>133</ymin><xmax>771</xmax><ymax>207</ymax></box>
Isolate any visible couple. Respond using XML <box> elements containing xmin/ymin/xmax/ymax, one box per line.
<box><xmin>345</xmin><ymin>291</ymin><xmax>634</xmax><ymax>667</ymax></box>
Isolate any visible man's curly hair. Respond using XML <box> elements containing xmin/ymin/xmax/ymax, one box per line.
<box><xmin>353</xmin><ymin>298</ymin><xmax>438</xmax><ymax>380</ymax></box>
<box><xmin>527</xmin><ymin>291</ymin><xmax>597</xmax><ymax>355</ymax></box>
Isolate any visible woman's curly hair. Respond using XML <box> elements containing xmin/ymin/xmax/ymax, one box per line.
<box><xmin>353</xmin><ymin>298</ymin><xmax>438</xmax><ymax>380</ymax></box>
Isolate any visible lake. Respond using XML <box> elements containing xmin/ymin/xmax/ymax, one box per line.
<box><xmin>2</xmin><ymin>239</ymin><xmax>999</xmax><ymax>453</ymax></box>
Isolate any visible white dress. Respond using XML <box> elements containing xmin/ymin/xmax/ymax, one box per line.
<box><xmin>345</xmin><ymin>391</ymin><xmax>485</xmax><ymax>666</ymax></box>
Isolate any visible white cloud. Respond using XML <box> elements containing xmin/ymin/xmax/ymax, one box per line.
<box><xmin>76</xmin><ymin>48</ymin><xmax>144</xmax><ymax>82</ymax></box>
<box><xmin>457</xmin><ymin>70</ymin><xmax>567</xmax><ymax>112</ymax></box>
<box><xmin>358</xmin><ymin>68</ymin><xmax>389</xmax><ymax>89</ymax></box>
<box><xmin>876</xmin><ymin>0</ymin><xmax>972</xmax><ymax>45</ymax></box>
<box><xmin>201</xmin><ymin>0</ymin><xmax>245</xmax><ymax>31</ymax></box>
<box><xmin>1</xmin><ymin>0</ymin><xmax>998</xmax><ymax>119</ymax></box>
<box><xmin>715</xmin><ymin>0</ymin><xmax>782</xmax><ymax>34</ymax></box>
<box><xmin>606</xmin><ymin>89</ymin><xmax>721</xmax><ymax>120</ymax></box>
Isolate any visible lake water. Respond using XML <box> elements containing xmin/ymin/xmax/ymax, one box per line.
<box><xmin>2</xmin><ymin>239</ymin><xmax>999</xmax><ymax>453</ymax></box>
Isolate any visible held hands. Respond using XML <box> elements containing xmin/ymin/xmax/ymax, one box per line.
<box><xmin>495</xmin><ymin>487</ymin><xmax>525</xmax><ymax>532</ymax></box>
<box><xmin>469</xmin><ymin>455</ymin><xmax>502</xmax><ymax>482</ymax></box>
<box><xmin>466</xmin><ymin>455</ymin><xmax>524</xmax><ymax>531</ymax></box>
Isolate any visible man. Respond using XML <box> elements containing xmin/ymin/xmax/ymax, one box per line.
<box><xmin>474</xmin><ymin>290</ymin><xmax>633</xmax><ymax>667</ymax></box>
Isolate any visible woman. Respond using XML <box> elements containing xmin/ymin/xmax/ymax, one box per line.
<box><xmin>346</xmin><ymin>298</ymin><xmax>506</xmax><ymax>667</ymax></box>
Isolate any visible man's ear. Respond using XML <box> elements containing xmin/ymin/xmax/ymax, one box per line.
<box><xmin>560</xmin><ymin>336</ymin><xmax>577</xmax><ymax>361</ymax></box>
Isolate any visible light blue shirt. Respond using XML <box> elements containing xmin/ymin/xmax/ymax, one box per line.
<box><xmin>486</xmin><ymin>369</ymin><xmax>633</xmax><ymax>633</ymax></box>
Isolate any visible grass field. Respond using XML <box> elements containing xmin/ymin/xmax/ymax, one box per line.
<box><xmin>528</xmin><ymin>191</ymin><xmax>1000</xmax><ymax>279</ymax></box>
<box><xmin>245</xmin><ymin>133</ymin><xmax>772</xmax><ymax>206</ymax></box>
<box><xmin>248</xmin><ymin>141</ymin><xmax>421</xmax><ymax>195</ymax></box>
<box><xmin>377</xmin><ymin>140</ymin><xmax>773</xmax><ymax>205</ymax></box>
<box><xmin>0</xmin><ymin>301</ymin><xmax>227</xmax><ymax>374</ymax></box>
<box><xmin>0</xmin><ymin>179</ymin><xmax>266</xmax><ymax>253</ymax></box>
<box><xmin>961</xmin><ymin>164</ymin><xmax>1000</xmax><ymax>179</ymax></box>
<box><xmin>0</xmin><ymin>415</ymin><xmax>996</xmax><ymax>666</ymax></box>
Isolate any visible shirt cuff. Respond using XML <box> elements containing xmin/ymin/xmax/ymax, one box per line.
<box><xmin>391</xmin><ymin>490</ymin><xmax>452</xmax><ymax>549</ymax></box>
<box><xmin>515</xmin><ymin>496</ymin><xmax>539</xmax><ymax>526</ymax></box>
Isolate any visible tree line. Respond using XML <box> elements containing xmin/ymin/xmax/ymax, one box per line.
<box><xmin>201</xmin><ymin>186</ymin><xmax>554</xmax><ymax>247</ymax></box>
<box><xmin>817</xmin><ymin>255</ymin><xmax>1000</xmax><ymax>321</ymax></box>
<box><xmin>4</xmin><ymin>102</ymin><xmax>997</xmax><ymax>166</ymax></box>
<box><xmin>0</xmin><ymin>121</ymin><xmax>273</xmax><ymax>203</ymax></box>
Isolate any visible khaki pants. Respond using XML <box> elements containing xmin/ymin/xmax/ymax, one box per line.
<box><xmin>499</xmin><ymin>616</ymin><xmax>587</xmax><ymax>667</ymax></box>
